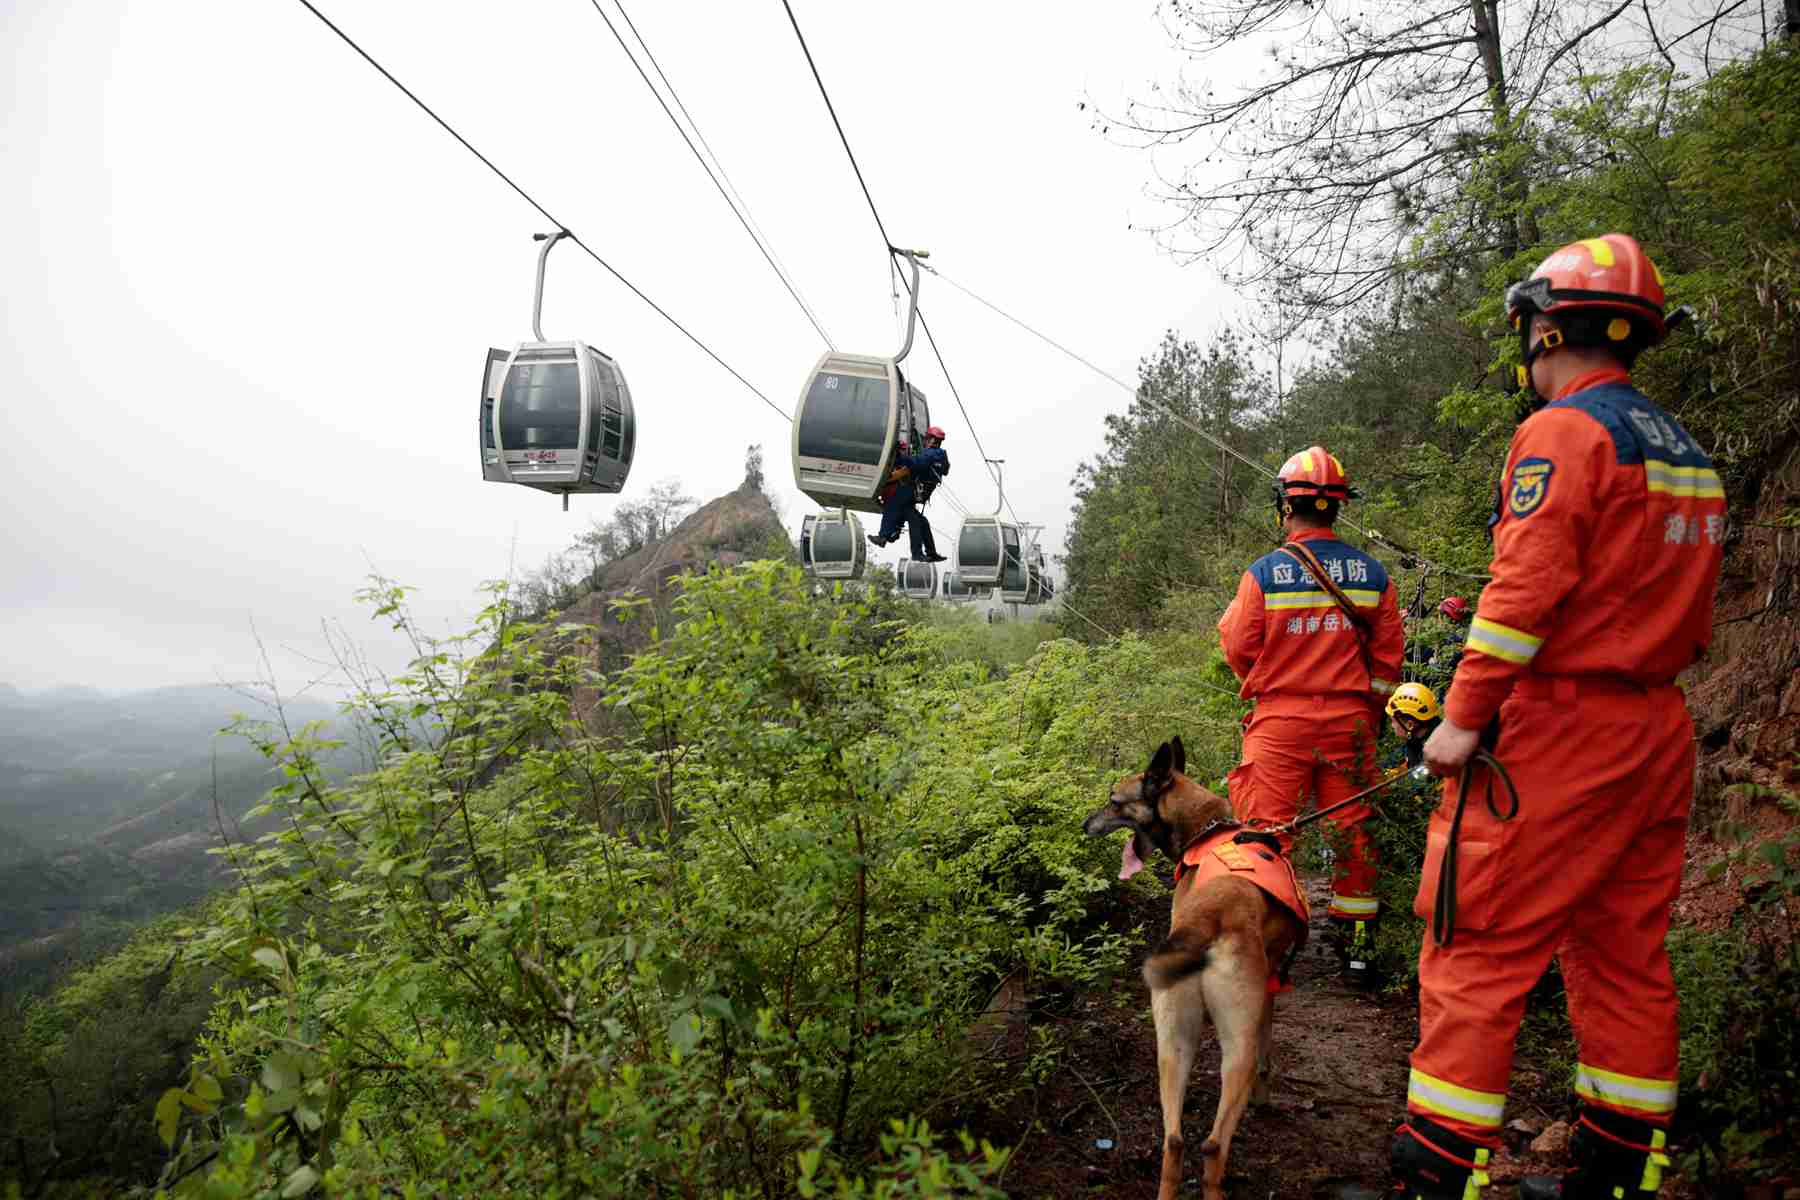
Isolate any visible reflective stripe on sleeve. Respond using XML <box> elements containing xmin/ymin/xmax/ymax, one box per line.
<box><xmin>1574</xmin><ymin>1064</ymin><xmax>1677</xmax><ymax>1116</ymax></box>
<box><xmin>1407</xmin><ymin>1068</ymin><xmax>1506</xmax><ymax>1128</ymax></box>
<box><xmin>1328</xmin><ymin>894</ymin><xmax>1379</xmax><ymax>916</ymax></box>
<box><xmin>1644</xmin><ymin>463</ymin><xmax>1724</xmax><ymax>499</ymax></box>
<box><xmin>1465</xmin><ymin>617</ymin><xmax>1544</xmax><ymax>665</ymax></box>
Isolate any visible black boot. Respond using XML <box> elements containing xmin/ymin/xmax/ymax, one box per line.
<box><xmin>1338</xmin><ymin>1117</ymin><xmax>1493</xmax><ymax>1200</ymax></box>
<box><xmin>1340</xmin><ymin>917</ymin><xmax>1380</xmax><ymax>989</ymax></box>
<box><xmin>1518</xmin><ymin>1106</ymin><xmax>1670</xmax><ymax>1199</ymax></box>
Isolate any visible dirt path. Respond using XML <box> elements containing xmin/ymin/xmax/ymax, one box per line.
<box><xmin>967</xmin><ymin>870</ymin><xmax>1604</xmax><ymax>1198</ymax></box>
<box><xmin>982</xmin><ymin>873</ymin><xmax>1412</xmax><ymax>1198</ymax></box>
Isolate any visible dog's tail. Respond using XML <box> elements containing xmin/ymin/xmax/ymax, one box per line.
<box><xmin>1142</xmin><ymin>913</ymin><xmax>1222</xmax><ymax>991</ymax></box>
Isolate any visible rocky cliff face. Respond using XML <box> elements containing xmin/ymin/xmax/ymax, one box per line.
<box><xmin>542</xmin><ymin>480</ymin><xmax>792</xmax><ymax>691</ymax></box>
<box><xmin>1687</xmin><ymin>444</ymin><xmax>1800</xmax><ymax>795</ymax></box>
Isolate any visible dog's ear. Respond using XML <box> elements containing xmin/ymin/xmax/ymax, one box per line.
<box><xmin>1148</xmin><ymin>740</ymin><xmax>1172</xmax><ymax>779</ymax></box>
<box><xmin>1171</xmin><ymin>736</ymin><xmax>1186</xmax><ymax>778</ymax></box>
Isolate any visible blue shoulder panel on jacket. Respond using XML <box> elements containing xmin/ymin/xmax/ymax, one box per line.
<box><xmin>1248</xmin><ymin>539</ymin><xmax>1389</xmax><ymax>597</ymax></box>
<box><xmin>1547</xmin><ymin>383</ymin><xmax>1713</xmax><ymax>469</ymax></box>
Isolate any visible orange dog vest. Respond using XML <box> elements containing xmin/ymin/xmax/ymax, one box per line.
<box><xmin>1174</xmin><ymin>829</ymin><xmax>1310</xmax><ymax>994</ymax></box>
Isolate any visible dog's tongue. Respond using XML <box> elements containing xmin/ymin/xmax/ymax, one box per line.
<box><xmin>1119</xmin><ymin>835</ymin><xmax>1145</xmax><ymax>881</ymax></box>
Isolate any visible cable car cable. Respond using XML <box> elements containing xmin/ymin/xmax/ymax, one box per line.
<box><xmin>779</xmin><ymin>1</ymin><xmax>1027</xmax><ymax>533</ymax></box>
<box><xmin>613</xmin><ymin>0</ymin><xmax>827</xmax><ymax>347</ymax></box>
<box><xmin>777</xmin><ymin>0</ymin><xmax>895</xmax><ymax>253</ymax></box>
<box><xmin>584</xmin><ymin>0</ymin><xmax>837</xmax><ymax>350</ymax></box>
<box><xmin>917</xmin><ymin>261</ymin><xmax>1490</xmax><ymax>580</ymax></box>
<box><xmin>290</xmin><ymin>0</ymin><xmax>790</xmax><ymax>424</ymax></box>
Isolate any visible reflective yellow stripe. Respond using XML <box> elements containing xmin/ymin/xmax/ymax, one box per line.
<box><xmin>1644</xmin><ymin>462</ymin><xmax>1724</xmax><ymax>498</ymax></box>
<box><xmin>1328</xmin><ymin>452</ymin><xmax>1344</xmax><ymax>477</ymax></box>
<box><xmin>1578</xmin><ymin>237</ymin><xmax>1616</xmax><ymax>267</ymax></box>
<box><xmin>1464</xmin><ymin>1148</ymin><xmax>1491</xmax><ymax>1200</ymax></box>
<box><xmin>1299</xmin><ymin>450</ymin><xmax>1315</xmax><ymax>472</ymax></box>
<box><xmin>1574</xmin><ymin>1064</ymin><xmax>1676</xmax><ymax>1115</ymax></box>
<box><xmin>1641</xmin><ymin>1130</ymin><xmax>1669</xmax><ymax>1191</ymax></box>
<box><xmin>1465</xmin><ymin>617</ymin><xmax>1543</xmax><ymax>665</ymax></box>
<box><xmin>1265</xmin><ymin>588</ymin><xmax>1382</xmax><ymax>610</ymax></box>
<box><xmin>1329</xmin><ymin>895</ymin><xmax>1379</xmax><ymax>915</ymax></box>
<box><xmin>1408</xmin><ymin>1068</ymin><xmax>1505</xmax><ymax>1128</ymax></box>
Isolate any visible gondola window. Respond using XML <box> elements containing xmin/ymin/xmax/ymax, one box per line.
<box><xmin>500</xmin><ymin>358</ymin><xmax>582</xmax><ymax>449</ymax></box>
<box><xmin>813</xmin><ymin>520</ymin><xmax>853</xmax><ymax>561</ymax></box>
<box><xmin>798</xmin><ymin>373</ymin><xmax>889</xmax><ymax>464</ymax></box>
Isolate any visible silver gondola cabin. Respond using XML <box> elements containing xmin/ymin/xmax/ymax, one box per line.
<box><xmin>801</xmin><ymin>510</ymin><xmax>867</xmax><ymax>581</ymax></box>
<box><xmin>899</xmin><ymin>558</ymin><xmax>937</xmax><ymax>600</ymax></box>
<box><xmin>791</xmin><ymin>250</ymin><xmax>931</xmax><ymax>513</ymax></box>
<box><xmin>998</xmin><ymin>528</ymin><xmax>1035</xmax><ymax>605</ymax></box>
<box><xmin>480</xmin><ymin>232</ymin><xmax>635</xmax><ymax>509</ymax></box>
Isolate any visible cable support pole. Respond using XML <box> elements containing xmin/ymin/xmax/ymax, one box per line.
<box><xmin>289</xmin><ymin>0</ymin><xmax>789</xmax><ymax>423</ymax></box>
<box><xmin>585</xmin><ymin>0</ymin><xmax>836</xmax><ymax>350</ymax></box>
<box><xmin>916</xmin><ymin>308</ymin><xmax>1021</xmax><ymax>526</ymax></box>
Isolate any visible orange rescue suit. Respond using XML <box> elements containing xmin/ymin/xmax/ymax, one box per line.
<box><xmin>1407</xmin><ymin>369</ymin><xmax>1725</xmax><ymax>1145</ymax></box>
<box><xmin>1218</xmin><ymin>526</ymin><xmax>1405</xmax><ymax>920</ymax></box>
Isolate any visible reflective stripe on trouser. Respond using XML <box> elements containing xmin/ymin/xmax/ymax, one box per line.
<box><xmin>1407</xmin><ymin>679</ymin><xmax>1691</xmax><ymax>1143</ymax></box>
<box><xmin>1230</xmin><ymin>697</ymin><xmax>1381</xmax><ymax>917</ymax></box>
<box><xmin>1574</xmin><ymin>1064</ymin><xmax>1676</xmax><ymax>1120</ymax></box>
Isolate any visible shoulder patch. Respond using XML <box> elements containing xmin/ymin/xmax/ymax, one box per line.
<box><xmin>1508</xmin><ymin>457</ymin><xmax>1554</xmax><ymax>519</ymax></box>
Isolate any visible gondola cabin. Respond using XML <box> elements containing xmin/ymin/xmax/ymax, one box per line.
<box><xmin>957</xmin><ymin>516</ymin><xmax>1024</xmax><ymax>589</ymax></box>
<box><xmin>999</xmin><ymin>532</ymin><xmax>1034</xmax><ymax>605</ymax></box>
<box><xmin>803</xmin><ymin>509</ymin><xmax>867</xmax><ymax>581</ymax></box>
<box><xmin>792</xmin><ymin>353</ymin><xmax>929</xmax><ymax>513</ymax></box>
<box><xmin>481</xmin><ymin>342</ymin><xmax>635</xmax><ymax>500</ymax></box>
<box><xmin>1031</xmin><ymin>545</ymin><xmax>1055</xmax><ymax>604</ymax></box>
<box><xmin>1025</xmin><ymin>544</ymin><xmax>1052</xmax><ymax>605</ymax></box>
<box><xmin>899</xmin><ymin>559</ymin><xmax>937</xmax><ymax>600</ymax></box>
<box><xmin>940</xmin><ymin>571</ymin><xmax>979</xmax><ymax>601</ymax></box>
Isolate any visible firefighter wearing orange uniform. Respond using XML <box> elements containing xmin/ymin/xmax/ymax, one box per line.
<box><xmin>1355</xmin><ymin>235</ymin><xmax>1725</xmax><ymax>1200</ymax></box>
<box><xmin>1218</xmin><ymin>446</ymin><xmax>1405</xmax><ymax>982</ymax></box>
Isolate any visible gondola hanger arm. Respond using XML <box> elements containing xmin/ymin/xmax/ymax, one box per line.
<box><xmin>531</xmin><ymin>229</ymin><xmax>572</xmax><ymax>342</ymax></box>
<box><xmin>890</xmin><ymin>247</ymin><xmax>929</xmax><ymax>364</ymax></box>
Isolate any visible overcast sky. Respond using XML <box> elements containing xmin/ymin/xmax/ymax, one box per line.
<box><xmin>1</xmin><ymin>0</ymin><xmax>1267</xmax><ymax>694</ymax></box>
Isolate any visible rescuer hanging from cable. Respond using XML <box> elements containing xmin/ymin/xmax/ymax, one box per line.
<box><xmin>1341</xmin><ymin>234</ymin><xmax>1723</xmax><ymax>1200</ymax></box>
<box><xmin>1218</xmin><ymin>446</ymin><xmax>1406</xmax><ymax>987</ymax></box>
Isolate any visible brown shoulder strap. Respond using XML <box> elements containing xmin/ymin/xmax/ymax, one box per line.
<box><xmin>1278</xmin><ymin>540</ymin><xmax>1376</xmax><ymax>678</ymax></box>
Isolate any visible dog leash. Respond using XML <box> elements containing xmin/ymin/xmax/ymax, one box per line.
<box><xmin>1432</xmin><ymin>750</ymin><xmax>1520</xmax><ymax>948</ymax></box>
<box><xmin>1262</xmin><ymin>765</ymin><xmax>1412</xmax><ymax>839</ymax></box>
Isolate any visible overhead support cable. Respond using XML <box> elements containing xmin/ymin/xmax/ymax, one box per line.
<box><xmin>918</xmin><ymin>261</ymin><xmax>1490</xmax><ymax>580</ymax></box>
<box><xmin>777</xmin><ymin>0</ymin><xmax>893</xmax><ymax>251</ymax></box>
<box><xmin>290</xmin><ymin>0</ymin><xmax>789</xmax><ymax>422</ymax></box>
<box><xmin>776</xmin><ymin>2</ymin><xmax>1019</xmax><ymax>523</ymax></box>
<box><xmin>584</xmin><ymin>0</ymin><xmax>837</xmax><ymax>350</ymax></box>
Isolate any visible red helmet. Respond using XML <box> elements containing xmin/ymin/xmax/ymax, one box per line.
<box><xmin>1274</xmin><ymin>445</ymin><xmax>1359</xmax><ymax>507</ymax></box>
<box><xmin>1438</xmin><ymin>596</ymin><xmax>1470</xmax><ymax>621</ymax></box>
<box><xmin>925</xmin><ymin>425</ymin><xmax>946</xmax><ymax>440</ymax></box>
<box><xmin>1507</xmin><ymin>235</ymin><xmax>1668</xmax><ymax>385</ymax></box>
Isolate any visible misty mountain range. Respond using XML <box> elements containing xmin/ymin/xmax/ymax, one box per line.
<box><xmin>0</xmin><ymin>683</ymin><xmax>344</xmax><ymax>996</ymax></box>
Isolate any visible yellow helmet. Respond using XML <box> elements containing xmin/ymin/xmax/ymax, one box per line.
<box><xmin>1385</xmin><ymin>682</ymin><xmax>1441</xmax><ymax>723</ymax></box>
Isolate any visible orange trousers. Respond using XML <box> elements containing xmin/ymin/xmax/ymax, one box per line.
<box><xmin>1407</xmin><ymin>677</ymin><xmax>1691</xmax><ymax>1144</ymax></box>
<box><xmin>1230</xmin><ymin>695</ymin><xmax>1382</xmax><ymax>921</ymax></box>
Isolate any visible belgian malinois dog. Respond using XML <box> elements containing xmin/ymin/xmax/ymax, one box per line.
<box><xmin>1083</xmin><ymin>737</ymin><xmax>1308</xmax><ymax>1200</ymax></box>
